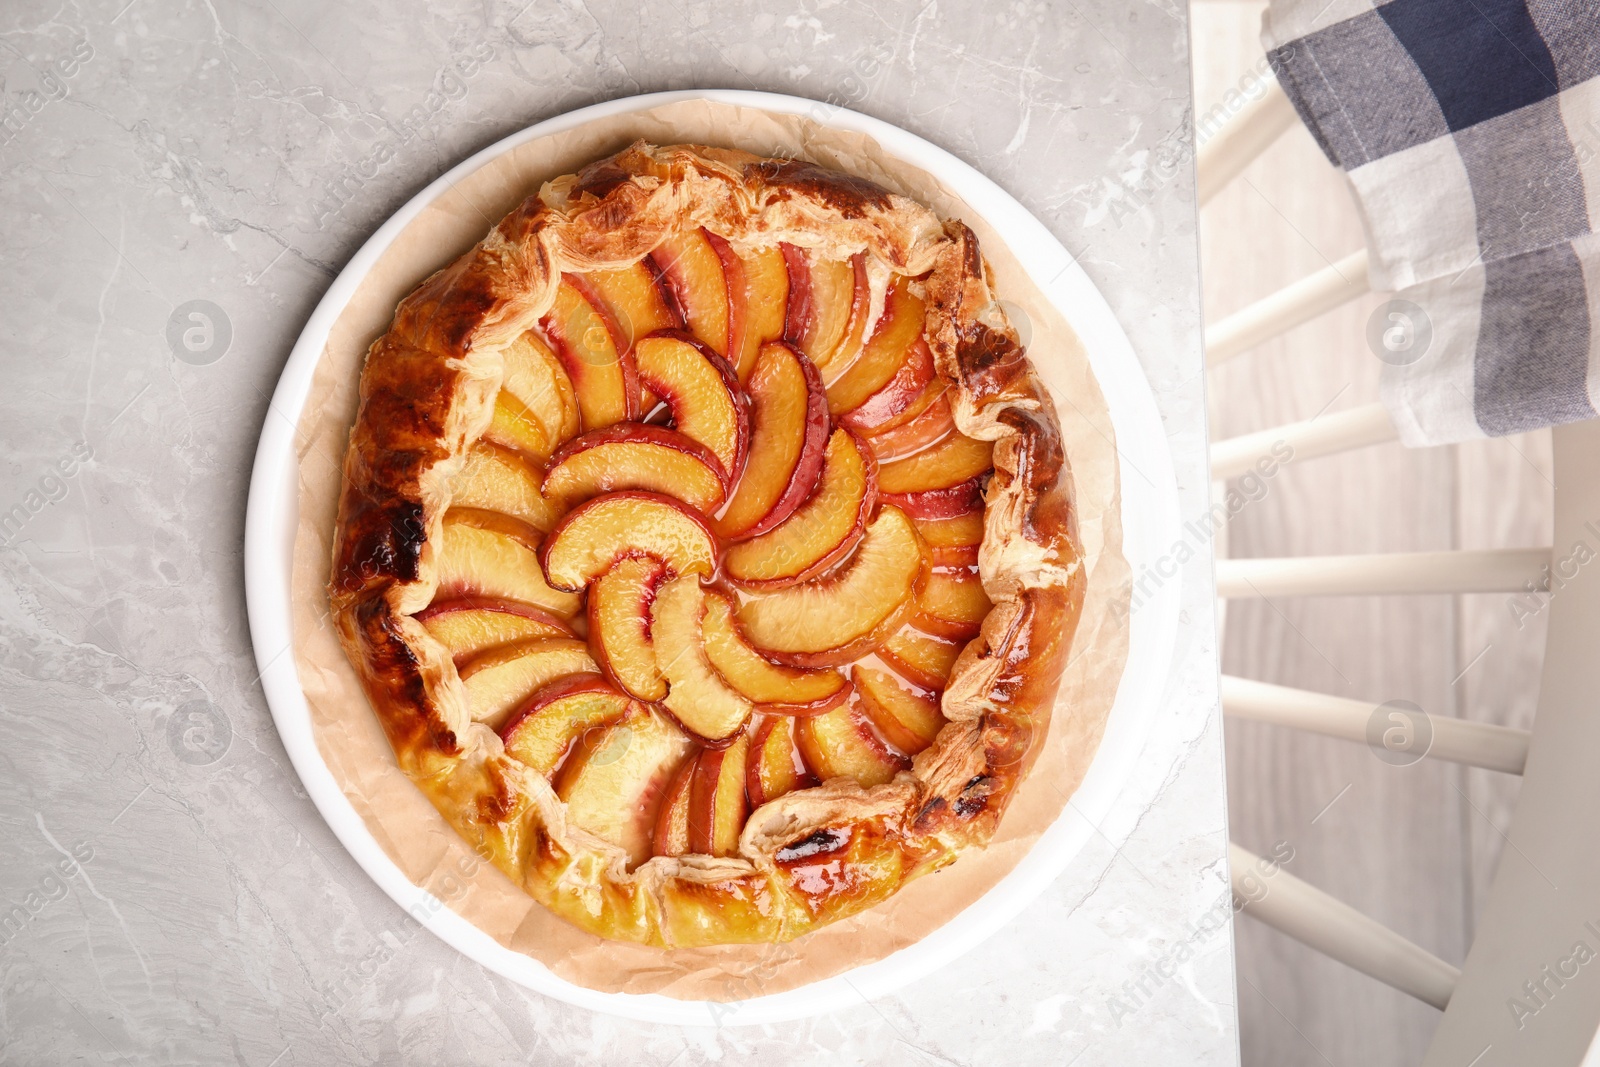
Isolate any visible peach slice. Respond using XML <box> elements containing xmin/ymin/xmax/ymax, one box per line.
<box><xmin>709</xmin><ymin>233</ymin><xmax>748</xmax><ymax>375</ymax></box>
<box><xmin>555</xmin><ymin>706</ymin><xmax>693</xmax><ymax>870</ymax></box>
<box><xmin>780</xmin><ymin>244</ymin><xmax>811</xmax><ymax>345</ymax></box>
<box><xmin>861</xmin><ymin>375</ymin><xmax>944</xmax><ymax>436</ymax></box>
<box><xmin>911</xmin><ymin>566</ymin><xmax>993</xmax><ymax>640</ymax></box>
<box><xmin>795</xmin><ymin>703</ymin><xmax>909</xmax><ymax>788</ymax></box>
<box><xmin>634</xmin><ymin>333</ymin><xmax>749</xmax><ymax>481</ymax></box>
<box><xmin>838</xmin><ymin>337</ymin><xmax>935</xmax><ymax>434</ymax></box>
<box><xmin>714</xmin><ymin>341</ymin><xmax>829</xmax><ymax>541</ymax></box>
<box><xmin>486</xmin><ymin>330</ymin><xmax>580</xmax><ymax>460</ymax></box>
<box><xmin>883</xmin><ymin>474</ymin><xmax>986</xmax><ymax>519</ymax></box>
<box><xmin>583</xmin><ymin>262</ymin><xmax>682</xmax><ymax>350</ymax></box>
<box><xmin>878</xmin><ymin>626</ymin><xmax>962</xmax><ymax>692</ymax></box>
<box><xmin>747</xmin><ymin>716</ymin><xmax>817</xmax><ymax>807</ymax></box>
<box><xmin>915</xmin><ymin>509</ymin><xmax>985</xmax><ymax>566</ymax></box>
<box><xmin>823</xmin><ymin>255</ymin><xmax>873</xmax><ymax>378</ymax></box>
<box><xmin>541</xmin><ymin>424</ymin><xmax>728</xmax><ymax>513</ymax></box>
<box><xmin>737</xmin><ymin>506</ymin><xmax>924</xmax><ymax>666</ymax></box>
<box><xmin>826</xmin><ymin>276</ymin><xmax>926</xmax><ymax>416</ymax></box>
<box><xmin>864</xmin><ymin>386</ymin><xmax>956</xmax><ymax>463</ymax></box>
<box><xmin>650</xmin><ymin>576</ymin><xmax>753</xmax><ymax>743</ymax></box>
<box><xmin>852</xmin><ymin>666</ymin><xmax>946</xmax><ymax>756</ymax></box>
<box><xmin>499</xmin><ymin>673</ymin><xmax>633</xmax><ymax>776</ymax></box>
<box><xmin>652</xmin><ymin>757</ymin><xmax>696</xmax><ymax>858</ymax></box>
<box><xmin>580</xmin><ymin>264</ymin><xmax>682</xmax><ymax>414</ymax></box>
<box><xmin>485</xmin><ymin>392</ymin><xmax>553</xmax><ymax>461</ymax></box>
<box><xmin>541</xmin><ymin>276</ymin><xmax>639</xmax><ymax>430</ymax></box>
<box><xmin>700</xmin><ymin>590</ymin><xmax>851</xmax><ymax>713</ymax></box>
<box><xmin>651</xmin><ymin>228</ymin><xmax>730</xmax><ymax>356</ymax></box>
<box><xmin>689</xmin><ymin>732</ymin><xmax>750</xmax><ymax>857</ymax></box>
<box><xmin>587</xmin><ymin>556</ymin><xmax>670</xmax><ymax>702</ymax></box>
<box><xmin>879</xmin><ymin>432</ymin><xmax>994</xmax><ymax>495</ymax></box>
<box><xmin>434</xmin><ymin>509</ymin><xmax>582</xmax><ymax>618</ymax></box>
<box><xmin>451</xmin><ymin>441</ymin><xmax>560</xmax><ymax>532</ymax></box>
<box><xmin>458</xmin><ymin>636</ymin><xmax>596</xmax><ymax>729</ymax></box>
<box><xmin>541</xmin><ymin>492</ymin><xmax>719</xmax><ymax>593</ymax></box>
<box><xmin>723</xmin><ymin>429</ymin><xmax>876</xmax><ymax>588</ymax></box>
<box><xmin>729</xmin><ymin>245</ymin><xmax>789</xmax><ymax>382</ymax></box>
<box><xmin>416</xmin><ymin>597</ymin><xmax>575</xmax><ymax>663</ymax></box>
<box><xmin>784</xmin><ymin>249</ymin><xmax>866</xmax><ymax>377</ymax></box>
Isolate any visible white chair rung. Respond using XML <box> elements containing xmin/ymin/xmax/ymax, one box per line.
<box><xmin>1231</xmin><ymin>843</ymin><xmax>1460</xmax><ymax>1010</ymax></box>
<box><xmin>1206</xmin><ymin>248</ymin><xmax>1371</xmax><ymax>364</ymax></box>
<box><xmin>1221</xmin><ymin>676</ymin><xmax>1530</xmax><ymax>774</ymax></box>
<box><xmin>1216</xmin><ymin>548</ymin><xmax>1549</xmax><ymax>598</ymax></box>
<box><xmin>1211</xmin><ymin>401</ymin><xmax>1398</xmax><ymax>481</ymax></box>
<box><xmin>1196</xmin><ymin>77</ymin><xmax>1299</xmax><ymax>206</ymax></box>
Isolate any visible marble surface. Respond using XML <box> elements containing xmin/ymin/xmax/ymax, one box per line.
<box><xmin>0</xmin><ymin>0</ymin><xmax>1235</xmax><ymax>1063</ymax></box>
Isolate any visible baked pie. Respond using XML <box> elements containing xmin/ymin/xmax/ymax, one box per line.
<box><xmin>330</xmin><ymin>142</ymin><xmax>1086</xmax><ymax>947</ymax></box>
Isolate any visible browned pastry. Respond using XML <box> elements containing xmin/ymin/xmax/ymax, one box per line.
<box><xmin>328</xmin><ymin>142</ymin><xmax>1086</xmax><ymax>946</ymax></box>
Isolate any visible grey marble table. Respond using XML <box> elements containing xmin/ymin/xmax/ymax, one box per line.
<box><xmin>0</xmin><ymin>1</ymin><xmax>1235</xmax><ymax>1063</ymax></box>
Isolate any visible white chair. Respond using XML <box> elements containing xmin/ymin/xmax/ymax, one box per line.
<box><xmin>1197</xmin><ymin>71</ymin><xmax>1600</xmax><ymax>1066</ymax></box>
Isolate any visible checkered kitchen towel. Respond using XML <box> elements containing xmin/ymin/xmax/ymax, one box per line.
<box><xmin>1262</xmin><ymin>0</ymin><xmax>1600</xmax><ymax>445</ymax></box>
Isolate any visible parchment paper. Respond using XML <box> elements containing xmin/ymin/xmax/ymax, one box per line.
<box><xmin>287</xmin><ymin>98</ymin><xmax>1130</xmax><ymax>1001</ymax></box>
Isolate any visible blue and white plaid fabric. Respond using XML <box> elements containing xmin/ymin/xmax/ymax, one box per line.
<box><xmin>1262</xmin><ymin>0</ymin><xmax>1600</xmax><ymax>445</ymax></box>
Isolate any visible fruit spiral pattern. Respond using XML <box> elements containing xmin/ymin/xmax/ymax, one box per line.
<box><xmin>331</xmin><ymin>142</ymin><xmax>1085</xmax><ymax>946</ymax></box>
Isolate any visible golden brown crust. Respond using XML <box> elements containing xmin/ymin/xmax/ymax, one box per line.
<box><xmin>329</xmin><ymin>142</ymin><xmax>1087</xmax><ymax>947</ymax></box>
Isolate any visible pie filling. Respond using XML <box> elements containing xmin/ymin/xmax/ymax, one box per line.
<box><xmin>424</xmin><ymin>236</ymin><xmax>995</xmax><ymax>870</ymax></box>
<box><xmin>333</xmin><ymin>143</ymin><xmax>1085</xmax><ymax>950</ymax></box>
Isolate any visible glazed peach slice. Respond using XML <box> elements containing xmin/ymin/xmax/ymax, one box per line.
<box><xmin>700</xmin><ymin>590</ymin><xmax>851</xmax><ymax>714</ymax></box>
<box><xmin>499</xmin><ymin>673</ymin><xmax>633</xmax><ymax>776</ymax></box>
<box><xmin>541</xmin><ymin>276</ymin><xmax>639</xmax><ymax>430</ymax></box>
<box><xmin>824</xmin><ymin>255</ymin><xmax>874</xmax><ymax>376</ymax></box>
<box><xmin>416</xmin><ymin>597</ymin><xmax>574</xmax><ymax>663</ymax></box>
<box><xmin>652</xmin><ymin>757</ymin><xmax>696</xmax><ymax>858</ymax></box>
<box><xmin>723</xmin><ymin>429</ymin><xmax>877</xmax><ymax>589</ymax></box>
<box><xmin>838</xmin><ymin>336</ymin><xmax>935</xmax><ymax>434</ymax></box>
<box><xmin>852</xmin><ymin>666</ymin><xmax>946</xmax><ymax>756</ymax></box>
<box><xmin>784</xmin><ymin>248</ymin><xmax>867</xmax><ymax>378</ymax></box>
<box><xmin>729</xmin><ymin>245</ymin><xmax>789</xmax><ymax>382</ymax></box>
<box><xmin>587</xmin><ymin>556</ymin><xmax>670</xmax><ymax>702</ymax></box>
<box><xmin>556</xmin><ymin>706</ymin><xmax>693</xmax><ymax>870</ymax></box>
<box><xmin>878</xmin><ymin>626</ymin><xmax>962</xmax><ymax>691</ymax></box>
<box><xmin>633</xmin><ymin>333</ymin><xmax>749</xmax><ymax>481</ymax></box>
<box><xmin>795</xmin><ymin>703</ymin><xmax>909</xmax><ymax>788</ymax></box>
<box><xmin>689</xmin><ymin>732</ymin><xmax>750</xmax><ymax>857</ymax></box>
<box><xmin>879</xmin><ymin>431</ymin><xmax>994</xmax><ymax>497</ymax></box>
<box><xmin>747</xmin><ymin>715</ymin><xmax>817</xmax><ymax>807</ymax></box>
<box><xmin>433</xmin><ymin>509</ymin><xmax>582</xmax><ymax>618</ymax></box>
<box><xmin>581</xmin><ymin>264</ymin><xmax>682</xmax><ymax>413</ymax></box>
<box><xmin>457</xmin><ymin>636</ymin><xmax>596</xmax><ymax>729</ymax></box>
<box><xmin>779</xmin><ymin>244</ymin><xmax>811</xmax><ymax>343</ymax></box>
<box><xmin>540</xmin><ymin>492</ymin><xmax>718</xmax><ymax>593</ymax></box>
<box><xmin>582</xmin><ymin>262</ymin><xmax>681</xmax><ymax>351</ymax></box>
<box><xmin>541</xmin><ymin>424</ymin><xmax>728</xmax><ymax>513</ymax></box>
<box><xmin>486</xmin><ymin>393</ymin><xmax>556</xmax><ymax>462</ymax></box>
<box><xmin>451</xmin><ymin>441</ymin><xmax>560</xmax><ymax>532</ymax></box>
<box><xmin>827</xmin><ymin>276</ymin><xmax>926</xmax><ymax>417</ymax></box>
<box><xmin>650</xmin><ymin>576</ymin><xmax>753</xmax><ymax>743</ymax></box>
<box><xmin>651</xmin><ymin>228</ymin><xmax>730</xmax><ymax>356</ymax></box>
<box><xmin>884</xmin><ymin>474</ymin><xmax>986</xmax><ymax>519</ymax></box>
<box><xmin>737</xmin><ymin>505</ymin><xmax>925</xmax><ymax>667</ymax></box>
<box><xmin>915</xmin><ymin>508</ymin><xmax>985</xmax><ymax>566</ymax></box>
<box><xmin>709</xmin><ymin>233</ymin><xmax>748</xmax><ymax>373</ymax></box>
<box><xmin>861</xmin><ymin>374</ymin><xmax>944</xmax><ymax>435</ymax></box>
<box><xmin>485</xmin><ymin>330</ymin><xmax>579</xmax><ymax>460</ymax></box>
<box><xmin>864</xmin><ymin>386</ymin><xmax>956</xmax><ymax>463</ymax></box>
<box><xmin>714</xmin><ymin>341</ymin><xmax>829</xmax><ymax>541</ymax></box>
<box><xmin>911</xmin><ymin>566</ymin><xmax>993</xmax><ymax>640</ymax></box>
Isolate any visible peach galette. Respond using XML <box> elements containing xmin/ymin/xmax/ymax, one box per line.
<box><xmin>331</xmin><ymin>142</ymin><xmax>1086</xmax><ymax>948</ymax></box>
